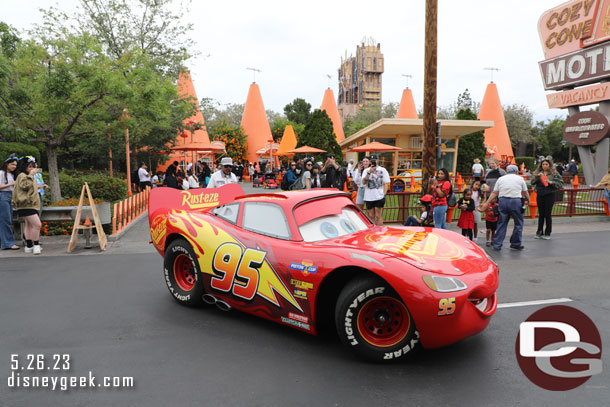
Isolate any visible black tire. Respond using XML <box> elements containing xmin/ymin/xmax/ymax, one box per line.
<box><xmin>335</xmin><ymin>276</ymin><xmax>419</xmax><ymax>362</ymax></box>
<box><xmin>163</xmin><ymin>238</ymin><xmax>206</xmax><ymax>307</ymax></box>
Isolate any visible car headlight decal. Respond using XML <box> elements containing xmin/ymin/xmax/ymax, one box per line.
<box><xmin>422</xmin><ymin>275</ymin><xmax>468</xmax><ymax>293</ymax></box>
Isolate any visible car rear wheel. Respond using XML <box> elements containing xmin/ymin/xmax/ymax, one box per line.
<box><xmin>163</xmin><ymin>238</ymin><xmax>206</xmax><ymax>307</ymax></box>
<box><xmin>335</xmin><ymin>276</ymin><xmax>419</xmax><ymax>362</ymax></box>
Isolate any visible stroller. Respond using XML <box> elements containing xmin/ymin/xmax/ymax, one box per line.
<box><xmin>263</xmin><ymin>172</ymin><xmax>279</xmax><ymax>189</ymax></box>
<box><xmin>252</xmin><ymin>173</ymin><xmax>264</xmax><ymax>187</ymax></box>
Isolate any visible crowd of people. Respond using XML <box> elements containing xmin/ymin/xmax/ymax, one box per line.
<box><xmin>1</xmin><ymin>154</ymin><xmax>48</xmax><ymax>254</ymax></box>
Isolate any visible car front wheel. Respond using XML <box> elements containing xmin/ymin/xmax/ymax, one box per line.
<box><xmin>335</xmin><ymin>276</ymin><xmax>419</xmax><ymax>362</ymax></box>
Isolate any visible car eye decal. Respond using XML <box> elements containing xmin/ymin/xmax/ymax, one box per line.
<box><xmin>340</xmin><ymin>219</ymin><xmax>356</xmax><ymax>233</ymax></box>
<box><xmin>320</xmin><ymin>222</ymin><xmax>338</xmax><ymax>238</ymax></box>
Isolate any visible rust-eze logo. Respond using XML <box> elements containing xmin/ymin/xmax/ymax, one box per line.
<box><xmin>151</xmin><ymin>216</ymin><xmax>167</xmax><ymax>246</ymax></box>
<box><xmin>515</xmin><ymin>305</ymin><xmax>602</xmax><ymax>391</ymax></box>
<box><xmin>180</xmin><ymin>191</ymin><xmax>219</xmax><ymax>209</ymax></box>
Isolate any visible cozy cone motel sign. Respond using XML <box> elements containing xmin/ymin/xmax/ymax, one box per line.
<box><xmin>539</xmin><ymin>0</ymin><xmax>610</xmax><ymax>184</ymax></box>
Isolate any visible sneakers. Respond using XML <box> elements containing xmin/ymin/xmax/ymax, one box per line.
<box><xmin>534</xmin><ymin>234</ymin><xmax>542</xmax><ymax>239</ymax></box>
<box><xmin>473</xmin><ymin>237</ymin><xmax>478</xmax><ymax>243</ymax></box>
<box><xmin>24</xmin><ymin>246</ymin><xmax>33</xmax><ymax>253</ymax></box>
<box><xmin>486</xmin><ymin>241</ymin><xmax>491</xmax><ymax>247</ymax></box>
<box><xmin>541</xmin><ymin>235</ymin><xmax>551</xmax><ymax>240</ymax></box>
<box><xmin>510</xmin><ymin>245</ymin><xmax>525</xmax><ymax>250</ymax></box>
<box><xmin>33</xmin><ymin>245</ymin><xmax>41</xmax><ymax>255</ymax></box>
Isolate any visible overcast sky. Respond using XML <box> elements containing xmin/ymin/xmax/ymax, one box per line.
<box><xmin>4</xmin><ymin>0</ymin><xmax>567</xmax><ymax>121</ymax></box>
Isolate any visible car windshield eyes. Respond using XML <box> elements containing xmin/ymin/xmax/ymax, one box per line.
<box><xmin>320</xmin><ymin>222</ymin><xmax>339</xmax><ymax>238</ymax></box>
<box><xmin>340</xmin><ymin>219</ymin><xmax>356</xmax><ymax>233</ymax></box>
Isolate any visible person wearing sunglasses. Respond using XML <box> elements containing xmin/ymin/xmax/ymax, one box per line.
<box><xmin>207</xmin><ymin>157</ymin><xmax>238</xmax><ymax>188</ymax></box>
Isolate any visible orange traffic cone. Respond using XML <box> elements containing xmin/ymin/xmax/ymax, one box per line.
<box><xmin>528</xmin><ymin>191</ymin><xmax>538</xmax><ymax>219</ymax></box>
<box><xmin>84</xmin><ymin>215</ymin><xmax>92</xmax><ymax>226</ymax></box>
<box><xmin>572</xmin><ymin>175</ymin><xmax>580</xmax><ymax>188</ymax></box>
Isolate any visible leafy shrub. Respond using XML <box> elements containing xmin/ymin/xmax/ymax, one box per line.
<box><xmin>0</xmin><ymin>142</ymin><xmax>40</xmax><ymax>163</ymax></box>
<box><xmin>55</xmin><ymin>172</ymin><xmax>127</xmax><ymax>202</ymax></box>
<box><xmin>515</xmin><ymin>156</ymin><xmax>536</xmax><ymax>170</ymax></box>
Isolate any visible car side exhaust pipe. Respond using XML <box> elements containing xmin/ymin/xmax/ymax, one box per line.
<box><xmin>215</xmin><ymin>300</ymin><xmax>231</xmax><ymax>312</ymax></box>
<box><xmin>202</xmin><ymin>294</ymin><xmax>218</xmax><ymax>305</ymax></box>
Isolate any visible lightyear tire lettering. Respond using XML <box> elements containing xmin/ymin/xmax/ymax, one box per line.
<box><xmin>335</xmin><ymin>276</ymin><xmax>419</xmax><ymax>362</ymax></box>
<box><xmin>163</xmin><ymin>238</ymin><xmax>206</xmax><ymax>307</ymax></box>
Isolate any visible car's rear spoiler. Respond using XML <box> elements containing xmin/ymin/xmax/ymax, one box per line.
<box><xmin>148</xmin><ymin>184</ymin><xmax>245</xmax><ymax>219</ymax></box>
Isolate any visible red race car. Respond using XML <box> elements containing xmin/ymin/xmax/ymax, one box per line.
<box><xmin>148</xmin><ymin>185</ymin><xmax>499</xmax><ymax>362</ymax></box>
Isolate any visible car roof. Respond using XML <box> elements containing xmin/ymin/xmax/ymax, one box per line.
<box><xmin>234</xmin><ymin>189</ymin><xmax>352</xmax><ymax>210</ymax></box>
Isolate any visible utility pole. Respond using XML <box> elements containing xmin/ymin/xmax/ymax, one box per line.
<box><xmin>422</xmin><ymin>0</ymin><xmax>438</xmax><ymax>194</ymax></box>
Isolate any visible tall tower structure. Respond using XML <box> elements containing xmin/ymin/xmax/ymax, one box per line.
<box><xmin>337</xmin><ymin>37</ymin><xmax>384</xmax><ymax>121</ymax></box>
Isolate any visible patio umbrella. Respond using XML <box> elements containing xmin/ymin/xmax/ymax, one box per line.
<box><xmin>170</xmin><ymin>142</ymin><xmax>226</xmax><ymax>171</ymax></box>
<box><xmin>287</xmin><ymin>145</ymin><xmax>327</xmax><ymax>154</ymax></box>
<box><xmin>347</xmin><ymin>141</ymin><xmax>401</xmax><ymax>152</ymax></box>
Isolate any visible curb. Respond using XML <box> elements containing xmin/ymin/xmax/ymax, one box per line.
<box><xmin>107</xmin><ymin>211</ymin><xmax>148</xmax><ymax>242</ymax></box>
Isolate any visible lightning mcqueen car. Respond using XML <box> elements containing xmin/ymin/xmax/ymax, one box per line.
<box><xmin>149</xmin><ymin>184</ymin><xmax>498</xmax><ymax>362</ymax></box>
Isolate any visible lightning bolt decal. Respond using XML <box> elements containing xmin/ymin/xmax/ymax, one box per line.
<box><xmin>168</xmin><ymin>210</ymin><xmax>303</xmax><ymax>312</ymax></box>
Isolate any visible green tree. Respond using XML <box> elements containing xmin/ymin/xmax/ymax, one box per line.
<box><xmin>201</xmin><ymin>98</ymin><xmax>245</xmax><ymax>130</ymax></box>
<box><xmin>284</xmin><ymin>98</ymin><xmax>311</xmax><ymax>125</ymax></box>
<box><xmin>211</xmin><ymin>124</ymin><xmax>248</xmax><ymax>163</ymax></box>
<box><xmin>455</xmin><ymin>108</ymin><xmax>486</xmax><ymax>174</ymax></box>
<box><xmin>381</xmin><ymin>102</ymin><xmax>399</xmax><ymax>118</ymax></box>
<box><xmin>504</xmin><ymin>104</ymin><xmax>535</xmax><ymax>153</ymax></box>
<box><xmin>533</xmin><ymin>117</ymin><xmax>569</xmax><ymax>162</ymax></box>
<box><xmin>297</xmin><ymin>109</ymin><xmax>341</xmax><ymax>163</ymax></box>
<box><xmin>41</xmin><ymin>0</ymin><xmax>196</xmax><ymax>76</ymax></box>
<box><xmin>0</xmin><ymin>33</ymin><xmax>124</xmax><ymax>201</ymax></box>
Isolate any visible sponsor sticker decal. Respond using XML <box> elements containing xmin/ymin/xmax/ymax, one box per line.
<box><xmin>289</xmin><ymin>261</ymin><xmax>318</xmax><ymax>275</ymax></box>
<box><xmin>150</xmin><ymin>216</ymin><xmax>167</xmax><ymax>247</ymax></box>
<box><xmin>281</xmin><ymin>316</ymin><xmax>310</xmax><ymax>330</ymax></box>
<box><xmin>290</xmin><ymin>279</ymin><xmax>314</xmax><ymax>290</ymax></box>
<box><xmin>293</xmin><ymin>289</ymin><xmax>308</xmax><ymax>300</ymax></box>
<box><xmin>515</xmin><ymin>305</ymin><xmax>602</xmax><ymax>391</ymax></box>
<box><xmin>288</xmin><ymin>312</ymin><xmax>309</xmax><ymax>324</ymax></box>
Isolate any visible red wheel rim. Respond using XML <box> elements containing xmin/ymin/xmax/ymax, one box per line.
<box><xmin>357</xmin><ymin>296</ymin><xmax>410</xmax><ymax>347</ymax></box>
<box><xmin>173</xmin><ymin>254</ymin><xmax>196</xmax><ymax>291</ymax></box>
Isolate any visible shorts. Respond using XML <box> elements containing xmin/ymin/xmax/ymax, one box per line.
<box><xmin>485</xmin><ymin>220</ymin><xmax>497</xmax><ymax>231</ymax></box>
<box><xmin>17</xmin><ymin>209</ymin><xmax>39</xmax><ymax>217</ymax></box>
<box><xmin>356</xmin><ymin>187</ymin><xmax>365</xmax><ymax>205</ymax></box>
<box><xmin>365</xmin><ymin>197</ymin><xmax>386</xmax><ymax>210</ymax></box>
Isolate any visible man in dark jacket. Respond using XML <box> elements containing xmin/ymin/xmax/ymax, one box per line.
<box><xmin>322</xmin><ymin>155</ymin><xmax>343</xmax><ymax>190</ymax></box>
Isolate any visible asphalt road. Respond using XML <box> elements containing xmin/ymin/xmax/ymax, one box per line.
<box><xmin>1</xmin><ymin>213</ymin><xmax>609</xmax><ymax>406</ymax></box>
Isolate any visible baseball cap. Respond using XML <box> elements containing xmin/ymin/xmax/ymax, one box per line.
<box><xmin>506</xmin><ymin>165</ymin><xmax>519</xmax><ymax>174</ymax></box>
<box><xmin>220</xmin><ymin>157</ymin><xmax>233</xmax><ymax>166</ymax></box>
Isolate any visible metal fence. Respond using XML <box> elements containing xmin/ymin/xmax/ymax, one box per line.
<box><xmin>382</xmin><ymin>187</ymin><xmax>609</xmax><ymax>224</ymax></box>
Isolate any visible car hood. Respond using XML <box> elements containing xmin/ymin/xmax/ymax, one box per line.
<box><xmin>314</xmin><ymin>226</ymin><xmax>487</xmax><ymax>276</ymax></box>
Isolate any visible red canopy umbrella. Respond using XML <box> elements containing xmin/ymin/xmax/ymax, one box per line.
<box><xmin>287</xmin><ymin>146</ymin><xmax>327</xmax><ymax>154</ymax></box>
<box><xmin>348</xmin><ymin>141</ymin><xmax>401</xmax><ymax>152</ymax></box>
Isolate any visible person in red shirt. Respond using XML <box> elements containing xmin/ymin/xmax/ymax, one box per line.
<box><xmin>484</xmin><ymin>195</ymin><xmax>499</xmax><ymax>247</ymax></box>
<box><xmin>457</xmin><ymin>188</ymin><xmax>475</xmax><ymax>240</ymax></box>
<box><xmin>429</xmin><ymin>168</ymin><xmax>452</xmax><ymax>229</ymax></box>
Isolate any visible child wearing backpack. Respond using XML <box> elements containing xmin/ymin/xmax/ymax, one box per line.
<box><xmin>485</xmin><ymin>195</ymin><xmax>499</xmax><ymax>247</ymax></box>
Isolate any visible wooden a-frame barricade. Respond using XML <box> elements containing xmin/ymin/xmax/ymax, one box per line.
<box><xmin>67</xmin><ymin>183</ymin><xmax>107</xmax><ymax>253</ymax></box>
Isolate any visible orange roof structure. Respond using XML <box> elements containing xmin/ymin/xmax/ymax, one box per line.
<box><xmin>396</xmin><ymin>89</ymin><xmax>418</xmax><ymax>119</ymax></box>
<box><xmin>320</xmin><ymin>88</ymin><xmax>345</xmax><ymax>143</ymax></box>
<box><xmin>241</xmin><ymin>83</ymin><xmax>272</xmax><ymax>163</ymax></box>
<box><xmin>478</xmin><ymin>83</ymin><xmax>514</xmax><ymax>160</ymax></box>
<box><xmin>276</xmin><ymin>125</ymin><xmax>298</xmax><ymax>155</ymax></box>
<box><xmin>158</xmin><ymin>71</ymin><xmax>211</xmax><ymax>171</ymax></box>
